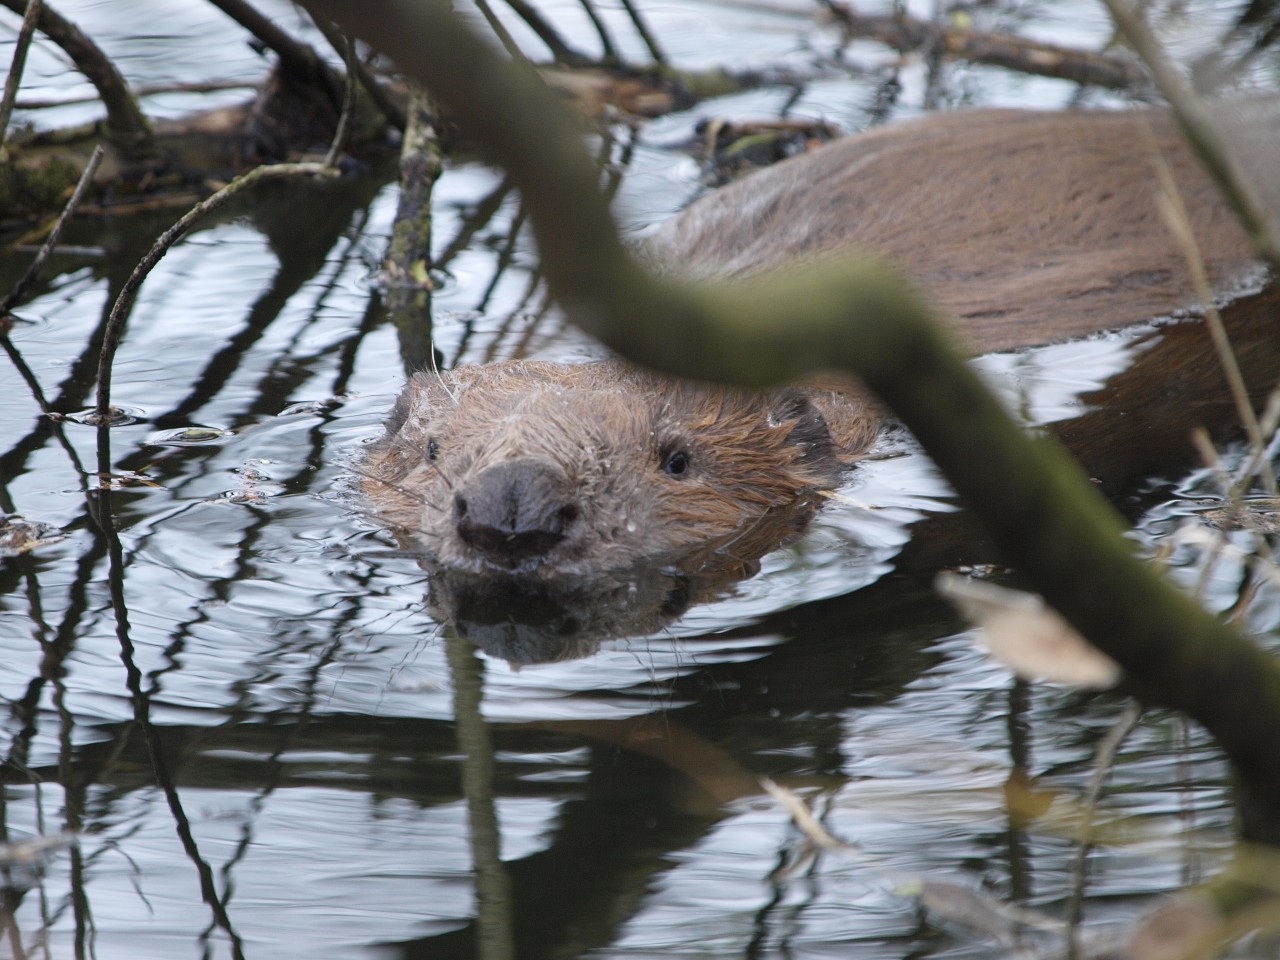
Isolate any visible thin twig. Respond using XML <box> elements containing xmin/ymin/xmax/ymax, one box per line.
<box><xmin>309</xmin><ymin>13</ymin><xmax>406</xmax><ymax>131</ymax></box>
<box><xmin>1103</xmin><ymin>0</ymin><xmax>1280</xmax><ymax>265</ymax></box>
<box><xmin>94</xmin><ymin>162</ymin><xmax>339</xmax><ymax>425</ymax></box>
<box><xmin>1154</xmin><ymin>153</ymin><xmax>1278</xmax><ymax>497</ymax></box>
<box><xmin>1236</xmin><ymin>387</ymin><xmax>1280</xmax><ymax>494</ymax></box>
<box><xmin>823</xmin><ymin>0</ymin><xmax>1143</xmax><ymax>90</ymax></box>
<box><xmin>616</xmin><ymin>0</ymin><xmax>666</xmax><ymax>65</ymax></box>
<box><xmin>1188</xmin><ymin>429</ymin><xmax>1280</xmax><ymax>603</ymax></box>
<box><xmin>322</xmin><ymin>35</ymin><xmax>358</xmax><ymax>169</ymax></box>
<box><xmin>576</xmin><ymin>0</ymin><xmax>620</xmax><ymax>63</ymax></box>
<box><xmin>1</xmin><ymin>143</ymin><xmax>103</xmax><ymax>315</ymax></box>
<box><xmin>0</xmin><ymin>0</ymin><xmax>43</xmax><ymax>158</ymax></box>
<box><xmin>761</xmin><ymin>778</ymin><xmax>859</xmax><ymax>852</ymax></box>
<box><xmin>1065</xmin><ymin>701</ymin><xmax>1143</xmax><ymax>960</ymax></box>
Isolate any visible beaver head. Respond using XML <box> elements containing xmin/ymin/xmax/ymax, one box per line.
<box><xmin>362</xmin><ymin>359</ymin><xmax>876</xmax><ymax>579</ymax></box>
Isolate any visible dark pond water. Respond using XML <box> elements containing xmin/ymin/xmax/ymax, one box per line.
<box><xmin>0</xmin><ymin>1</ymin><xmax>1276</xmax><ymax>958</ymax></box>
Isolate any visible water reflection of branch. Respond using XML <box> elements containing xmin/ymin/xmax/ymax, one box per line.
<box><xmin>0</xmin><ymin>335</ymin><xmax>92</xmax><ymax>513</ymax></box>
<box><xmin>538</xmin><ymin>717</ymin><xmax>763</xmax><ymax>805</ymax></box>
<box><xmin>444</xmin><ymin>631</ymin><xmax>514</xmax><ymax>960</ymax></box>
<box><xmin>94</xmin><ymin>161</ymin><xmax>339</xmax><ymax>424</ymax></box>
<box><xmin>475</xmin><ymin>201</ymin><xmax>531</xmax><ymax>315</ymax></box>
<box><xmin>502</xmin><ymin>285</ymin><xmax>557</xmax><ymax>362</ymax></box>
<box><xmin>0</xmin><ymin>546</ymin><xmax>102</xmax><ymax>955</ymax></box>
<box><xmin>435</xmin><ymin>178</ymin><xmax>516</xmax><ymax>272</ymax></box>
<box><xmin>211</xmin><ymin>634</ymin><xmax>345</xmax><ymax>932</ymax></box>
<box><xmin>98</xmin><ymin>493</ymin><xmax>249</xmax><ymax>960</ymax></box>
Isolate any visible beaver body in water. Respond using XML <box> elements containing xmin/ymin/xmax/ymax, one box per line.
<box><xmin>363</xmin><ymin>107</ymin><xmax>1261</xmax><ymax>586</ymax></box>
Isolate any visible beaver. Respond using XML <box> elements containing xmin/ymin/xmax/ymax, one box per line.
<box><xmin>363</xmin><ymin>107</ymin><xmax>1262</xmax><ymax>591</ymax></box>
<box><xmin>362</xmin><ymin>359</ymin><xmax>878</xmax><ymax>581</ymax></box>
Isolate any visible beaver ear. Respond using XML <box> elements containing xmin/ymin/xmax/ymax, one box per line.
<box><xmin>385</xmin><ymin>372</ymin><xmax>438</xmax><ymax>437</ymax></box>
<box><xmin>385</xmin><ymin>392</ymin><xmax>412</xmax><ymax>437</ymax></box>
<box><xmin>771</xmin><ymin>389</ymin><xmax>840</xmax><ymax>474</ymax></box>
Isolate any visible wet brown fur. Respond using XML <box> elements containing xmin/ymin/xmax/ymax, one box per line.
<box><xmin>364</xmin><ymin>359</ymin><xmax>878</xmax><ymax>578</ymax></box>
<box><xmin>647</xmin><ymin>108</ymin><xmax>1257</xmax><ymax>352</ymax></box>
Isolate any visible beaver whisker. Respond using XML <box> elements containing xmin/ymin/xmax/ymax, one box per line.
<box><xmin>705</xmin><ymin>494</ymin><xmax>814</xmax><ymax>568</ymax></box>
<box><xmin>428</xmin><ymin>345</ymin><xmax>460</xmax><ymax>405</ymax></box>
<box><xmin>349</xmin><ymin>463</ymin><xmax>445</xmax><ymax>515</ymax></box>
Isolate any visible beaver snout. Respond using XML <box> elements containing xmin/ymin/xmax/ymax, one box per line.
<box><xmin>454</xmin><ymin>458</ymin><xmax>581</xmax><ymax>567</ymax></box>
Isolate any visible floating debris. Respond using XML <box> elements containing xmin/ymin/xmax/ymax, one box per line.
<box><xmin>0</xmin><ymin>515</ymin><xmax>66</xmax><ymax>556</ymax></box>
<box><xmin>147</xmin><ymin>425</ymin><xmax>236</xmax><ymax>446</ymax></box>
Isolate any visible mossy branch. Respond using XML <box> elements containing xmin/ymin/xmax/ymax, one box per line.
<box><xmin>301</xmin><ymin>0</ymin><xmax>1280</xmax><ymax>842</ymax></box>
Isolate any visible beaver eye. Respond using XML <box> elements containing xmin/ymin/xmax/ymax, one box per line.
<box><xmin>661</xmin><ymin>449</ymin><xmax>691</xmax><ymax>477</ymax></box>
<box><xmin>427</xmin><ymin>438</ymin><xmax>440</xmax><ymax>461</ymax></box>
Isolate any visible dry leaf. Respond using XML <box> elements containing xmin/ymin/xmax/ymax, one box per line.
<box><xmin>935</xmin><ymin>573</ymin><xmax>1123</xmax><ymax>689</ymax></box>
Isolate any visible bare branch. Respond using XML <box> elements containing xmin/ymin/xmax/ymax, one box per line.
<box><xmin>308</xmin><ymin>12</ymin><xmax>406</xmax><ymax>130</ymax></box>
<box><xmin>822</xmin><ymin>1</ymin><xmax>1146</xmax><ymax>90</ymax></box>
<box><xmin>616</xmin><ymin>0</ymin><xmax>666</xmax><ymax>65</ymax></box>
<box><xmin>500</xmin><ymin>0</ymin><xmax>590</xmax><ymax>66</ymax></box>
<box><xmin>0</xmin><ymin>0</ymin><xmax>154</xmax><ymax>158</ymax></box>
<box><xmin>0</xmin><ymin>0</ymin><xmax>43</xmax><ymax>157</ymax></box>
<box><xmin>2</xmin><ymin>143</ymin><xmax>103</xmax><ymax>315</ymax></box>
<box><xmin>205</xmin><ymin>0</ymin><xmax>339</xmax><ymax>95</ymax></box>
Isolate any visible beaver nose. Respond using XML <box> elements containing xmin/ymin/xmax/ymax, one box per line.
<box><xmin>454</xmin><ymin>459</ymin><xmax>580</xmax><ymax>565</ymax></box>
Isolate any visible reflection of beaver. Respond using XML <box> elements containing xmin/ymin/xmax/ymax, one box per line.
<box><xmin>364</xmin><ymin>107</ymin><xmax>1259</xmax><ymax>588</ymax></box>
